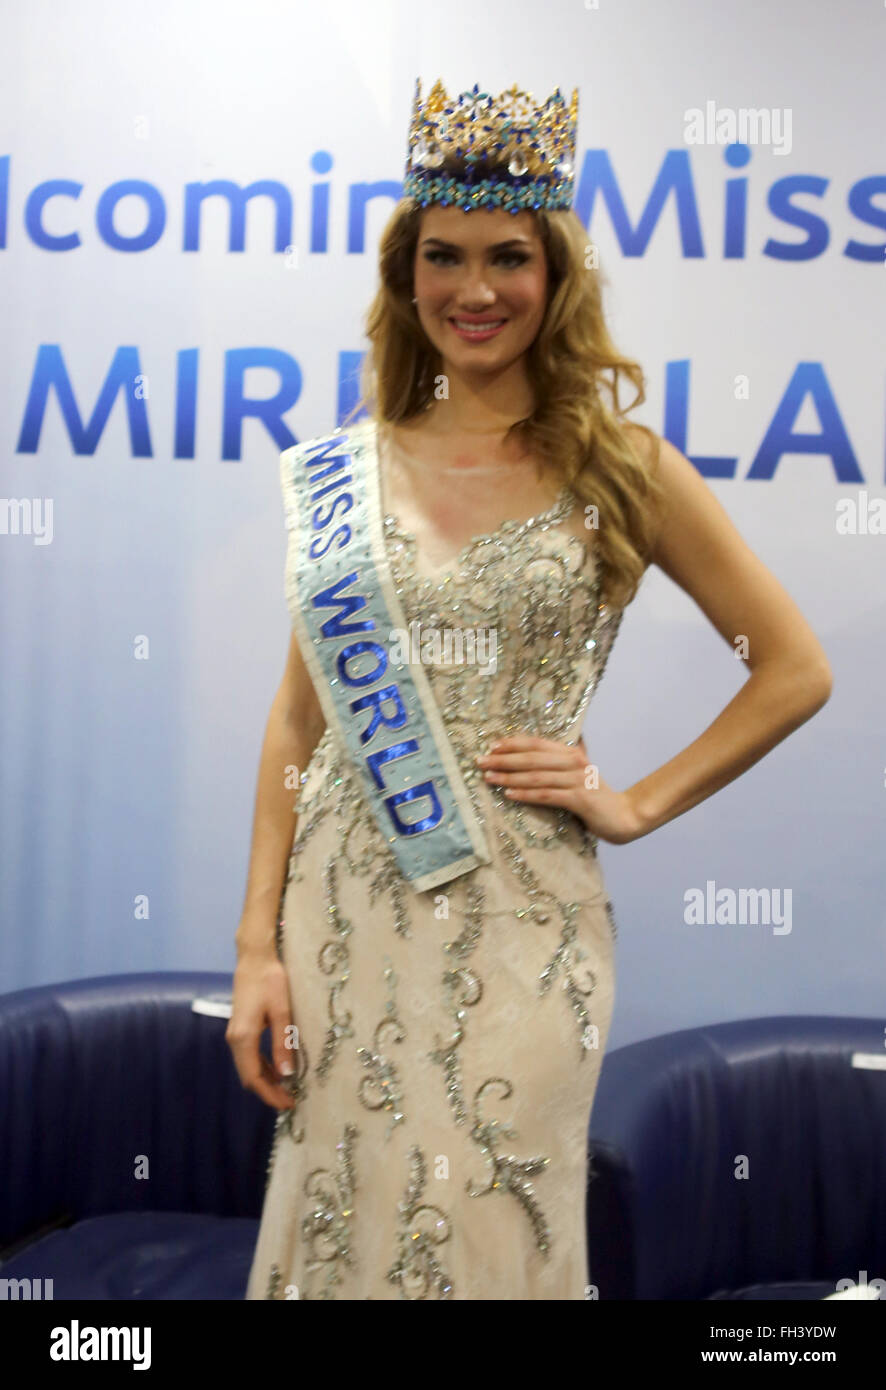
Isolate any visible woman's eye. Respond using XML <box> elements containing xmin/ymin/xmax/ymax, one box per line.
<box><xmin>423</xmin><ymin>250</ymin><xmax>529</xmax><ymax>268</ymax></box>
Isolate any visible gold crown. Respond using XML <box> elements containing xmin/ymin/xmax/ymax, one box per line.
<box><xmin>404</xmin><ymin>79</ymin><xmax>579</xmax><ymax>213</ymax></box>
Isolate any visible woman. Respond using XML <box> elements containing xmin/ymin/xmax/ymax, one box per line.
<box><xmin>229</xmin><ymin>81</ymin><xmax>832</xmax><ymax>1300</ymax></box>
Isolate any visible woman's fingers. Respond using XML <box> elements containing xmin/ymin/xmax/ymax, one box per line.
<box><xmin>257</xmin><ymin>1055</ymin><xmax>297</xmax><ymax>1111</ymax></box>
<box><xmin>266</xmin><ymin>990</ymin><xmax>298</xmax><ymax>1080</ymax></box>
<box><xmin>227</xmin><ymin>1014</ymin><xmax>296</xmax><ymax>1111</ymax></box>
<box><xmin>481</xmin><ymin>753</ymin><xmax>577</xmax><ymax>771</ymax></box>
<box><xmin>478</xmin><ymin>747</ymin><xmax>586</xmax><ymax>780</ymax></box>
<box><xmin>477</xmin><ymin>735</ymin><xmax>586</xmax><ymax>772</ymax></box>
<box><xmin>485</xmin><ymin>771</ymin><xmax>578</xmax><ymax>788</ymax></box>
<box><xmin>477</xmin><ymin>751</ymin><xmax>579</xmax><ymax>772</ymax></box>
<box><xmin>238</xmin><ymin>1045</ymin><xmax>295</xmax><ymax>1111</ymax></box>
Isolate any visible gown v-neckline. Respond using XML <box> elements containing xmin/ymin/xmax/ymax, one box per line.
<box><xmin>369</xmin><ymin>416</ymin><xmax>575</xmax><ymax>581</ymax></box>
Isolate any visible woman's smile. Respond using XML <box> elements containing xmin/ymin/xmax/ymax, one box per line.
<box><xmin>447</xmin><ymin>316</ymin><xmax>509</xmax><ymax>342</ymax></box>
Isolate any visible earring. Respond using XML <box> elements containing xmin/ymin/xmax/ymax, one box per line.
<box><xmin>411</xmin><ymin>297</ymin><xmax>417</xmax><ymax>304</ymax></box>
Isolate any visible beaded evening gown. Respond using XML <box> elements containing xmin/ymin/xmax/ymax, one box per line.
<box><xmin>245</xmin><ymin>416</ymin><xmax>624</xmax><ymax>1301</ymax></box>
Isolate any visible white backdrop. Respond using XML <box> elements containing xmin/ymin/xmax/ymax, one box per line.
<box><xmin>1</xmin><ymin>0</ymin><xmax>883</xmax><ymax>1050</ymax></box>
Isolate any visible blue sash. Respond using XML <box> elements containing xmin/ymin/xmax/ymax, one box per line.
<box><xmin>280</xmin><ymin>418</ymin><xmax>491</xmax><ymax>893</ymax></box>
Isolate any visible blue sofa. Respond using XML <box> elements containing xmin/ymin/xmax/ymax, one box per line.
<box><xmin>586</xmin><ymin>1013</ymin><xmax>886</xmax><ymax>1299</ymax></box>
<box><xmin>0</xmin><ymin>972</ymin><xmax>273</xmax><ymax>1299</ymax></box>
<box><xmin>1</xmin><ymin>973</ymin><xmax>883</xmax><ymax>1299</ymax></box>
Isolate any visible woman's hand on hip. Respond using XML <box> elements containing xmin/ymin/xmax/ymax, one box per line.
<box><xmin>475</xmin><ymin>734</ymin><xmax>645</xmax><ymax>846</ymax></box>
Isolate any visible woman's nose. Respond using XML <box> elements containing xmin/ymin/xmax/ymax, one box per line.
<box><xmin>454</xmin><ymin>278</ymin><xmax>496</xmax><ymax>306</ymax></box>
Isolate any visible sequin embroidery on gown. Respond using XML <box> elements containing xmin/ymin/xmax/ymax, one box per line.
<box><xmin>245</xmin><ymin>417</ymin><xmax>625</xmax><ymax>1300</ymax></box>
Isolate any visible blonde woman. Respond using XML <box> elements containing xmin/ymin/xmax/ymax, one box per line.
<box><xmin>230</xmin><ymin>81</ymin><xmax>832</xmax><ymax>1300</ymax></box>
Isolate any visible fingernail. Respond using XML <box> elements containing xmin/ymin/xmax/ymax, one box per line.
<box><xmin>280</xmin><ymin>1061</ymin><xmax>294</xmax><ymax>1076</ymax></box>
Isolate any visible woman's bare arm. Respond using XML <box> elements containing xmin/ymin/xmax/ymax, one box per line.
<box><xmin>235</xmin><ymin>631</ymin><xmax>327</xmax><ymax>956</ymax></box>
<box><xmin>625</xmin><ymin>433</ymin><xmax>832</xmax><ymax>837</ymax></box>
<box><xmin>227</xmin><ymin>630</ymin><xmax>327</xmax><ymax>1111</ymax></box>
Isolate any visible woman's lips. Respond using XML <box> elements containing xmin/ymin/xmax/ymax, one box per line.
<box><xmin>448</xmin><ymin>317</ymin><xmax>508</xmax><ymax>342</ymax></box>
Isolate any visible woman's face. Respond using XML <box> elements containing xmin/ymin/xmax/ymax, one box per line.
<box><xmin>412</xmin><ymin>204</ymin><xmax>548</xmax><ymax>373</ymax></box>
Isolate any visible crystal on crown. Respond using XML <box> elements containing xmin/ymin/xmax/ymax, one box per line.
<box><xmin>403</xmin><ymin>79</ymin><xmax>579</xmax><ymax>214</ymax></box>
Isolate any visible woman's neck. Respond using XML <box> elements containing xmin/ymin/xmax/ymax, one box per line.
<box><xmin>420</xmin><ymin>365</ymin><xmax>535</xmax><ymax>436</ymax></box>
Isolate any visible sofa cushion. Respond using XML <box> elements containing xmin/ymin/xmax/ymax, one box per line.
<box><xmin>1</xmin><ymin>1212</ymin><xmax>259</xmax><ymax>1300</ymax></box>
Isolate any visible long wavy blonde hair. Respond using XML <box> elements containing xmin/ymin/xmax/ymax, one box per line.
<box><xmin>344</xmin><ymin>186</ymin><xmax>666</xmax><ymax>611</ymax></box>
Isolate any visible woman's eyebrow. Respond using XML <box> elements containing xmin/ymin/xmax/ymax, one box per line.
<box><xmin>419</xmin><ymin>236</ymin><xmax>533</xmax><ymax>250</ymax></box>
